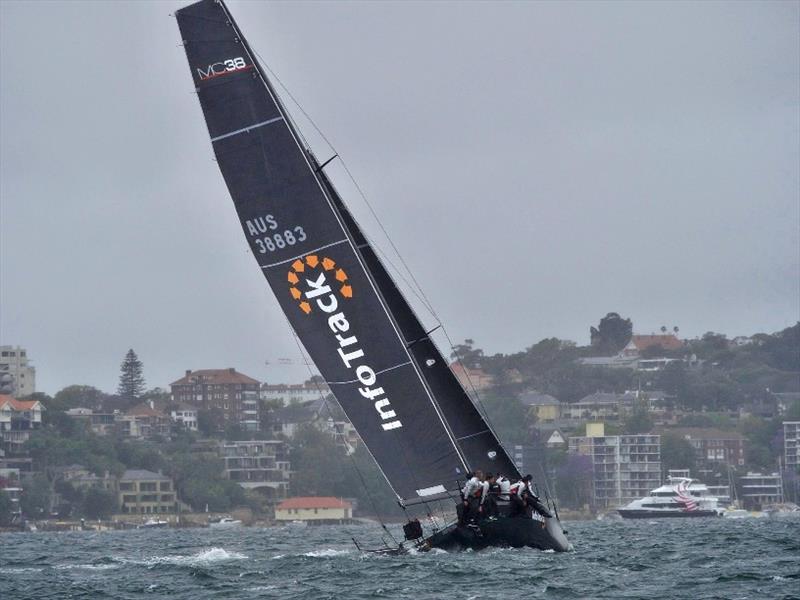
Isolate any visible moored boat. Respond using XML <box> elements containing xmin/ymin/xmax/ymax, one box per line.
<box><xmin>209</xmin><ymin>516</ymin><xmax>243</xmax><ymax>528</ymax></box>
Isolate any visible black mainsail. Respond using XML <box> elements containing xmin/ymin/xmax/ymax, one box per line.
<box><xmin>176</xmin><ymin>0</ymin><xmax>518</xmax><ymax>505</ymax></box>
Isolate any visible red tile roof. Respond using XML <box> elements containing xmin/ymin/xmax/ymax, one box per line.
<box><xmin>126</xmin><ymin>402</ymin><xmax>166</xmax><ymax>417</ymax></box>
<box><xmin>276</xmin><ymin>496</ymin><xmax>351</xmax><ymax>510</ymax></box>
<box><xmin>0</xmin><ymin>395</ymin><xmax>43</xmax><ymax>411</ymax></box>
<box><xmin>170</xmin><ymin>368</ymin><xmax>260</xmax><ymax>386</ymax></box>
<box><xmin>631</xmin><ymin>334</ymin><xmax>683</xmax><ymax>351</ymax></box>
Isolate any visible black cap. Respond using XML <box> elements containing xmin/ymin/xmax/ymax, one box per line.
<box><xmin>523</xmin><ymin>474</ymin><xmax>533</xmax><ymax>482</ymax></box>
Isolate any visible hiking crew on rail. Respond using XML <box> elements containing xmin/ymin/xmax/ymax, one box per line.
<box><xmin>458</xmin><ymin>471</ymin><xmax>552</xmax><ymax>525</ymax></box>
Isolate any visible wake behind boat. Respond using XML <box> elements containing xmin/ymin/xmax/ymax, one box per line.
<box><xmin>618</xmin><ymin>477</ymin><xmax>723</xmax><ymax>519</ymax></box>
<box><xmin>174</xmin><ymin>0</ymin><xmax>569</xmax><ymax>553</ymax></box>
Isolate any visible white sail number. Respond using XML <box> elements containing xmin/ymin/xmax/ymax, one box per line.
<box><xmin>246</xmin><ymin>214</ymin><xmax>307</xmax><ymax>253</ymax></box>
<box><xmin>254</xmin><ymin>227</ymin><xmax>307</xmax><ymax>253</ymax></box>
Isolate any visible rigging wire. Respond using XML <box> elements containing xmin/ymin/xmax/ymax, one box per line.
<box><xmin>249</xmin><ymin>48</ymin><xmax>458</xmax><ymax>528</ymax></box>
<box><xmin>251</xmin><ymin>49</ymin><xmax>440</xmax><ymax>319</ymax></box>
<box><xmin>283</xmin><ymin>321</ymin><xmax>401</xmax><ymax>547</ymax></box>
<box><xmin>251</xmin><ymin>46</ymin><xmax>551</xmax><ymax>492</ymax></box>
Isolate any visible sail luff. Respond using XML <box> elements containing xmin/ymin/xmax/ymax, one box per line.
<box><xmin>176</xmin><ymin>0</ymin><xmax>470</xmax><ymax>503</ymax></box>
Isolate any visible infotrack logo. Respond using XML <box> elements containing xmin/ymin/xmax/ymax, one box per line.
<box><xmin>288</xmin><ymin>255</ymin><xmax>352</xmax><ymax>314</ymax></box>
<box><xmin>288</xmin><ymin>254</ymin><xmax>401</xmax><ymax>432</ymax></box>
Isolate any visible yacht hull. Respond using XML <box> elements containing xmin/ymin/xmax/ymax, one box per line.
<box><xmin>618</xmin><ymin>509</ymin><xmax>721</xmax><ymax>519</ymax></box>
<box><xmin>425</xmin><ymin>515</ymin><xmax>570</xmax><ymax>552</ymax></box>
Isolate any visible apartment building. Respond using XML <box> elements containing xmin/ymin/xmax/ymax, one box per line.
<box><xmin>568</xmin><ymin>423</ymin><xmax>661</xmax><ymax>508</ymax></box>
<box><xmin>660</xmin><ymin>427</ymin><xmax>746</xmax><ymax>469</ymax></box>
<box><xmin>0</xmin><ymin>346</ymin><xmax>36</xmax><ymax>398</ymax></box>
<box><xmin>739</xmin><ymin>472</ymin><xmax>783</xmax><ymax>510</ymax></box>
<box><xmin>261</xmin><ymin>379</ymin><xmax>329</xmax><ymax>407</ymax></box>
<box><xmin>784</xmin><ymin>421</ymin><xmax>800</xmax><ymax>472</ymax></box>
<box><xmin>117</xmin><ymin>469</ymin><xmax>178</xmax><ymax>514</ymax></box>
<box><xmin>217</xmin><ymin>440</ymin><xmax>291</xmax><ymax>497</ymax></box>
<box><xmin>170</xmin><ymin>368</ymin><xmax>260</xmax><ymax>431</ymax></box>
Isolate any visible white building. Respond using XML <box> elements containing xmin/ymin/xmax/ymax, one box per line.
<box><xmin>275</xmin><ymin>497</ymin><xmax>352</xmax><ymax>523</ymax></box>
<box><xmin>784</xmin><ymin>421</ymin><xmax>800</xmax><ymax>472</ymax></box>
<box><xmin>568</xmin><ymin>423</ymin><xmax>661</xmax><ymax>508</ymax></box>
<box><xmin>0</xmin><ymin>396</ymin><xmax>45</xmax><ymax>454</ymax></box>
<box><xmin>739</xmin><ymin>472</ymin><xmax>784</xmax><ymax>509</ymax></box>
<box><xmin>261</xmin><ymin>379</ymin><xmax>329</xmax><ymax>407</ymax></box>
<box><xmin>169</xmin><ymin>403</ymin><xmax>198</xmax><ymax>431</ymax></box>
<box><xmin>0</xmin><ymin>346</ymin><xmax>36</xmax><ymax>398</ymax></box>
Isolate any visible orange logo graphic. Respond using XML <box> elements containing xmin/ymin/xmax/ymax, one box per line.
<box><xmin>288</xmin><ymin>254</ymin><xmax>352</xmax><ymax>314</ymax></box>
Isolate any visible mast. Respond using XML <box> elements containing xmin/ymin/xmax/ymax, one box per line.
<box><xmin>176</xmin><ymin>0</ymin><xmax>519</xmax><ymax>506</ymax></box>
<box><xmin>176</xmin><ymin>0</ymin><xmax>471</xmax><ymax>504</ymax></box>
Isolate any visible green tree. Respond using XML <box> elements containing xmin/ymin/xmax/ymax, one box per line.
<box><xmin>555</xmin><ymin>455</ymin><xmax>593</xmax><ymax>509</ymax></box>
<box><xmin>623</xmin><ymin>402</ymin><xmax>654</xmax><ymax>434</ymax></box>
<box><xmin>661</xmin><ymin>432</ymin><xmax>696</xmax><ymax>473</ymax></box>
<box><xmin>0</xmin><ymin>490</ymin><xmax>13</xmax><ymax>526</ymax></box>
<box><xmin>117</xmin><ymin>349</ymin><xmax>146</xmax><ymax>402</ymax></box>
<box><xmin>480</xmin><ymin>391</ymin><xmax>529</xmax><ymax>446</ymax></box>
<box><xmin>450</xmin><ymin>339</ymin><xmax>485</xmax><ymax>368</ymax></box>
<box><xmin>21</xmin><ymin>474</ymin><xmax>51</xmax><ymax>518</ymax></box>
<box><xmin>52</xmin><ymin>385</ymin><xmax>106</xmax><ymax>411</ymax></box>
<box><xmin>590</xmin><ymin>312</ymin><xmax>633</xmax><ymax>355</ymax></box>
<box><xmin>82</xmin><ymin>488</ymin><xmax>116</xmax><ymax>519</ymax></box>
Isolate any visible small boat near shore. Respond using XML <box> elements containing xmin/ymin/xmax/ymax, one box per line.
<box><xmin>209</xmin><ymin>517</ymin><xmax>243</xmax><ymax>528</ymax></box>
<box><xmin>139</xmin><ymin>518</ymin><xmax>169</xmax><ymax>529</ymax></box>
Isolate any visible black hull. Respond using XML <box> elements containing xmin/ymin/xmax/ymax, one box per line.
<box><xmin>424</xmin><ymin>516</ymin><xmax>570</xmax><ymax>552</ymax></box>
<box><xmin>618</xmin><ymin>509</ymin><xmax>721</xmax><ymax>519</ymax></box>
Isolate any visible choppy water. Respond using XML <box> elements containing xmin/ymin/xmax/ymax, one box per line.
<box><xmin>1</xmin><ymin>518</ymin><xmax>798</xmax><ymax>599</ymax></box>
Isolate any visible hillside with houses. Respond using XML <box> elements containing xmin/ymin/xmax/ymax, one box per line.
<box><xmin>0</xmin><ymin>318</ymin><xmax>798</xmax><ymax>527</ymax></box>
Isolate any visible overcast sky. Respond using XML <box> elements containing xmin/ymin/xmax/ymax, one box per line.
<box><xmin>1</xmin><ymin>0</ymin><xmax>798</xmax><ymax>395</ymax></box>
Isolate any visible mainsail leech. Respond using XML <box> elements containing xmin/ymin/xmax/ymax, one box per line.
<box><xmin>176</xmin><ymin>0</ymin><xmax>520</xmax><ymax>504</ymax></box>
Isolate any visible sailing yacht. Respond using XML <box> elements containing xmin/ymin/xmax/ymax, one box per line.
<box><xmin>175</xmin><ymin>0</ymin><xmax>569</xmax><ymax>552</ymax></box>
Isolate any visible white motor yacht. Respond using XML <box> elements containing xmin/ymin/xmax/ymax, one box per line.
<box><xmin>618</xmin><ymin>477</ymin><xmax>724</xmax><ymax>519</ymax></box>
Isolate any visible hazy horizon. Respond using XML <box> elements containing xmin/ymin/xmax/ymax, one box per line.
<box><xmin>1</xmin><ymin>0</ymin><xmax>798</xmax><ymax>395</ymax></box>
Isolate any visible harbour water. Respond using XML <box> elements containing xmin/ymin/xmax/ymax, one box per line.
<box><xmin>1</xmin><ymin>518</ymin><xmax>798</xmax><ymax>599</ymax></box>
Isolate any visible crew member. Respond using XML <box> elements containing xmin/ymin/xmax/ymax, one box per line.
<box><xmin>480</xmin><ymin>473</ymin><xmax>499</xmax><ymax>519</ymax></box>
<box><xmin>459</xmin><ymin>470</ymin><xmax>483</xmax><ymax>524</ymax></box>
<box><xmin>518</xmin><ymin>474</ymin><xmax>553</xmax><ymax>518</ymax></box>
<box><xmin>497</xmin><ymin>474</ymin><xmax>512</xmax><ymax>501</ymax></box>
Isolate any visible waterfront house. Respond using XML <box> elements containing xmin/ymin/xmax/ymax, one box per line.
<box><xmin>275</xmin><ymin>496</ymin><xmax>352</xmax><ymax>524</ymax></box>
<box><xmin>117</xmin><ymin>469</ymin><xmax>178</xmax><ymax>514</ymax></box>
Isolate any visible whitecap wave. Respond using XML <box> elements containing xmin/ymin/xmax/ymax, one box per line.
<box><xmin>54</xmin><ymin>563</ymin><xmax>120</xmax><ymax>571</ymax></box>
<box><xmin>0</xmin><ymin>567</ymin><xmax>44</xmax><ymax>574</ymax></box>
<box><xmin>300</xmin><ymin>548</ymin><xmax>351</xmax><ymax>558</ymax></box>
<box><xmin>123</xmin><ymin>547</ymin><xmax>248</xmax><ymax>567</ymax></box>
<box><xmin>247</xmin><ymin>585</ymin><xmax>278</xmax><ymax>592</ymax></box>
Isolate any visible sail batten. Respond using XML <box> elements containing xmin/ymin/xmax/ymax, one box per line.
<box><xmin>177</xmin><ymin>0</ymin><xmax>476</xmax><ymax>503</ymax></box>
